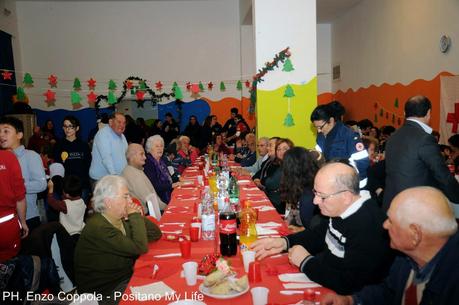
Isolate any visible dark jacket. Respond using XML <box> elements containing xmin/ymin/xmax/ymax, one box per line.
<box><xmin>355</xmin><ymin>231</ymin><xmax>459</xmax><ymax>305</ymax></box>
<box><xmin>285</xmin><ymin>196</ymin><xmax>393</xmax><ymax>294</ymax></box>
<box><xmin>54</xmin><ymin>138</ymin><xmax>91</xmax><ymax>188</ymax></box>
<box><xmin>383</xmin><ymin>120</ymin><xmax>459</xmax><ymax>210</ymax></box>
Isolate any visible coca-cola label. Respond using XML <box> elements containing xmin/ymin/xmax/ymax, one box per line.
<box><xmin>220</xmin><ymin>219</ymin><xmax>237</xmax><ymax>234</ymax></box>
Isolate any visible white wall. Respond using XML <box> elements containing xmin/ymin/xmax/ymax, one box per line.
<box><xmin>15</xmin><ymin>0</ymin><xmax>251</xmax><ymax>110</ymax></box>
<box><xmin>317</xmin><ymin>23</ymin><xmax>331</xmax><ymax>94</ymax></box>
<box><xmin>0</xmin><ymin>0</ymin><xmax>22</xmax><ymax>73</ymax></box>
<box><xmin>332</xmin><ymin>0</ymin><xmax>459</xmax><ymax>92</ymax></box>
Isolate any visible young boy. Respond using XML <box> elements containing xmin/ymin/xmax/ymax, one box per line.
<box><xmin>47</xmin><ymin>175</ymin><xmax>86</xmax><ymax>241</ymax></box>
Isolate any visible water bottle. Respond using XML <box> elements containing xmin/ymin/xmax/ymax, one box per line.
<box><xmin>217</xmin><ymin>173</ymin><xmax>230</xmax><ymax>211</ymax></box>
<box><xmin>201</xmin><ymin>187</ymin><xmax>215</xmax><ymax>240</ymax></box>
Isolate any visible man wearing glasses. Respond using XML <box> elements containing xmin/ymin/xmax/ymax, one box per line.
<box><xmin>251</xmin><ymin>162</ymin><xmax>393</xmax><ymax>295</ymax></box>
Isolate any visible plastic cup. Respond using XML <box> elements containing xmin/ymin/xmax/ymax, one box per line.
<box><xmin>197</xmin><ymin>175</ymin><xmax>203</xmax><ymax>186</ymax></box>
<box><xmin>179</xmin><ymin>238</ymin><xmax>191</xmax><ymax>258</ymax></box>
<box><xmin>250</xmin><ymin>287</ymin><xmax>269</xmax><ymax>305</ymax></box>
<box><xmin>190</xmin><ymin>223</ymin><xmax>201</xmax><ymax>242</ymax></box>
<box><xmin>242</xmin><ymin>250</ymin><xmax>256</xmax><ymax>273</ymax></box>
<box><xmin>182</xmin><ymin>261</ymin><xmax>198</xmax><ymax>286</ymax></box>
<box><xmin>248</xmin><ymin>261</ymin><xmax>262</xmax><ymax>283</ymax></box>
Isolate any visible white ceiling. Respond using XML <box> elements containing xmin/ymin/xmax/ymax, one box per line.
<box><xmin>317</xmin><ymin>0</ymin><xmax>362</xmax><ymax>23</ymax></box>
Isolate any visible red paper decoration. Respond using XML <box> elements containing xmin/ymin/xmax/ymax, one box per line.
<box><xmin>245</xmin><ymin>80</ymin><xmax>251</xmax><ymax>88</ymax></box>
<box><xmin>87</xmin><ymin>78</ymin><xmax>97</xmax><ymax>90</ymax></box>
<box><xmin>155</xmin><ymin>81</ymin><xmax>163</xmax><ymax>91</ymax></box>
<box><xmin>87</xmin><ymin>91</ymin><xmax>97</xmax><ymax>104</ymax></box>
<box><xmin>48</xmin><ymin>74</ymin><xmax>58</xmax><ymax>87</ymax></box>
<box><xmin>2</xmin><ymin>70</ymin><xmax>13</xmax><ymax>80</ymax></box>
<box><xmin>136</xmin><ymin>90</ymin><xmax>146</xmax><ymax>100</ymax></box>
<box><xmin>125</xmin><ymin>80</ymin><xmax>133</xmax><ymax>89</ymax></box>
<box><xmin>207</xmin><ymin>82</ymin><xmax>214</xmax><ymax>90</ymax></box>
<box><xmin>43</xmin><ymin>90</ymin><xmax>56</xmax><ymax>106</ymax></box>
<box><xmin>186</xmin><ymin>82</ymin><xmax>191</xmax><ymax>91</ymax></box>
<box><xmin>191</xmin><ymin>83</ymin><xmax>200</xmax><ymax>94</ymax></box>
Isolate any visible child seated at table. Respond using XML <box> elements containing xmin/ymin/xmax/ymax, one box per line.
<box><xmin>47</xmin><ymin>174</ymin><xmax>86</xmax><ymax>241</ymax></box>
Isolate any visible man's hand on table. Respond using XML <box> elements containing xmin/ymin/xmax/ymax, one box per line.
<box><xmin>250</xmin><ymin>237</ymin><xmax>286</xmax><ymax>260</ymax></box>
<box><xmin>321</xmin><ymin>293</ymin><xmax>354</xmax><ymax>305</ymax></box>
<box><xmin>288</xmin><ymin>245</ymin><xmax>311</xmax><ymax>267</ymax></box>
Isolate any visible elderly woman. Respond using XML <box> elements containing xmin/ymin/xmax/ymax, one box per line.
<box><xmin>177</xmin><ymin>135</ymin><xmax>199</xmax><ymax>166</ymax></box>
<box><xmin>74</xmin><ymin>175</ymin><xmax>161</xmax><ymax>303</ymax></box>
<box><xmin>144</xmin><ymin>135</ymin><xmax>180</xmax><ymax>204</ymax></box>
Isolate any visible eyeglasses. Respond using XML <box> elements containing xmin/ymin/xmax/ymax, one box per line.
<box><xmin>313</xmin><ymin>189</ymin><xmax>349</xmax><ymax>201</ymax></box>
<box><xmin>62</xmin><ymin>125</ymin><xmax>75</xmax><ymax>129</ymax></box>
<box><xmin>314</xmin><ymin>121</ymin><xmax>328</xmax><ymax>131</ymax></box>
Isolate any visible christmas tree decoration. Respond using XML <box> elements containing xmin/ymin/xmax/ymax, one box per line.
<box><xmin>220</xmin><ymin>81</ymin><xmax>226</xmax><ymax>91</ymax></box>
<box><xmin>48</xmin><ymin>75</ymin><xmax>58</xmax><ymax>88</ymax></box>
<box><xmin>374</xmin><ymin>114</ymin><xmax>378</xmax><ymax>123</ymax></box>
<box><xmin>283</xmin><ymin>84</ymin><xmax>295</xmax><ymax>97</ymax></box>
<box><xmin>173</xmin><ymin>81</ymin><xmax>178</xmax><ymax>88</ymax></box>
<box><xmin>379</xmin><ymin>109</ymin><xmax>383</xmax><ymax>116</ymax></box>
<box><xmin>71</xmin><ymin>91</ymin><xmax>81</xmax><ymax>104</ymax></box>
<box><xmin>207</xmin><ymin>82</ymin><xmax>214</xmax><ymax>90</ymax></box>
<box><xmin>73</xmin><ymin>78</ymin><xmax>82</xmax><ymax>91</ymax></box>
<box><xmin>138</xmin><ymin>81</ymin><xmax>147</xmax><ymax>90</ymax></box>
<box><xmin>236</xmin><ymin>80</ymin><xmax>242</xmax><ymax>91</ymax></box>
<box><xmin>17</xmin><ymin>87</ymin><xmax>26</xmax><ymax>101</ymax></box>
<box><xmin>108</xmin><ymin>79</ymin><xmax>117</xmax><ymax>91</ymax></box>
<box><xmin>155</xmin><ymin>81</ymin><xmax>163</xmax><ymax>91</ymax></box>
<box><xmin>87</xmin><ymin>78</ymin><xmax>97</xmax><ymax>90</ymax></box>
<box><xmin>282</xmin><ymin>58</ymin><xmax>294</xmax><ymax>72</ymax></box>
<box><xmin>283</xmin><ymin>113</ymin><xmax>295</xmax><ymax>127</ymax></box>
<box><xmin>392</xmin><ymin>114</ymin><xmax>395</xmax><ymax>124</ymax></box>
<box><xmin>43</xmin><ymin>90</ymin><xmax>56</xmax><ymax>107</ymax></box>
<box><xmin>126</xmin><ymin>80</ymin><xmax>133</xmax><ymax>89</ymax></box>
<box><xmin>374</xmin><ymin>102</ymin><xmax>378</xmax><ymax>109</ymax></box>
<box><xmin>198</xmin><ymin>81</ymin><xmax>204</xmax><ymax>92</ymax></box>
<box><xmin>397</xmin><ymin>118</ymin><xmax>402</xmax><ymax>126</ymax></box>
<box><xmin>385</xmin><ymin>112</ymin><xmax>389</xmax><ymax>119</ymax></box>
<box><xmin>186</xmin><ymin>82</ymin><xmax>191</xmax><ymax>91</ymax></box>
<box><xmin>394</xmin><ymin>98</ymin><xmax>399</xmax><ymax>108</ymax></box>
<box><xmin>87</xmin><ymin>91</ymin><xmax>97</xmax><ymax>105</ymax></box>
<box><xmin>2</xmin><ymin>70</ymin><xmax>12</xmax><ymax>80</ymax></box>
<box><xmin>172</xmin><ymin>84</ymin><xmax>183</xmax><ymax>100</ymax></box>
<box><xmin>108</xmin><ymin>91</ymin><xmax>117</xmax><ymax>105</ymax></box>
<box><xmin>23</xmin><ymin>73</ymin><xmax>34</xmax><ymax>87</ymax></box>
<box><xmin>245</xmin><ymin>80</ymin><xmax>251</xmax><ymax>88</ymax></box>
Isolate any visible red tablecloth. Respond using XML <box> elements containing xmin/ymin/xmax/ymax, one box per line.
<box><xmin>120</xmin><ymin>165</ymin><xmax>330</xmax><ymax>305</ymax></box>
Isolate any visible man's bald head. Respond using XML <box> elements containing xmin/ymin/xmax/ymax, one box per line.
<box><xmin>126</xmin><ymin>143</ymin><xmax>146</xmax><ymax>168</ymax></box>
<box><xmin>316</xmin><ymin>162</ymin><xmax>360</xmax><ymax>195</ymax></box>
<box><xmin>391</xmin><ymin>187</ymin><xmax>457</xmax><ymax>237</ymax></box>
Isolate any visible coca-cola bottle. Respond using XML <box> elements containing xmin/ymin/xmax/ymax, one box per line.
<box><xmin>219</xmin><ymin>198</ymin><xmax>237</xmax><ymax>256</ymax></box>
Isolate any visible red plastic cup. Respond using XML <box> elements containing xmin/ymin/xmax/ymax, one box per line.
<box><xmin>179</xmin><ymin>238</ymin><xmax>191</xmax><ymax>258</ymax></box>
<box><xmin>248</xmin><ymin>261</ymin><xmax>262</xmax><ymax>283</ymax></box>
<box><xmin>190</xmin><ymin>223</ymin><xmax>201</xmax><ymax>242</ymax></box>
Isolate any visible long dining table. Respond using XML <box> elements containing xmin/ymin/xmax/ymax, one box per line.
<box><xmin>119</xmin><ymin>162</ymin><xmax>331</xmax><ymax>305</ymax></box>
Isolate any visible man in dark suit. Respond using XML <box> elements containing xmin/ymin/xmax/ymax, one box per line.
<box><xmin>383</xmin><ymin>95</ymin><xmax>459</xmax><ymax>211</ymax></box>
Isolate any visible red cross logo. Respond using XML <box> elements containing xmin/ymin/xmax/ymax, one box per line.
<box><xmin>447</xmin><ymin>102</ymin><xmax>459</xmax><ymax>133</ymax></box>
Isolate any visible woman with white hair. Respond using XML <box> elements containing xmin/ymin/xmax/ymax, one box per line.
<box><xmin>74</xmin><ymin>175</ymin><xmax>161</xmax><ymax>304</ymax></box>
<box><xmin>144</xmin><ymin>135</ymin><xmax>180</xmax><ymax>204</ymax></box>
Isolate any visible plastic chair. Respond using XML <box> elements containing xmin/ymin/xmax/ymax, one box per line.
<box><xmin>145</xmin><ymin>193</ymin><xmax>162</xmax><ymax>221</ymax></box>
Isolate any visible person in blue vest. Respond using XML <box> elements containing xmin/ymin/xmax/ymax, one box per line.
<box><xmin>310</xmin><ymin>101</ymin><xmax>369</xmax><ymax>189</ymax></box>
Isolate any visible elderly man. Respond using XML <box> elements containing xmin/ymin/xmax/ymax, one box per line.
<box><xmin>322</xmin><ymin>187</ymin><xmax>459</xmax><ymax>305</ymax></box>
<box><xmin>234</xmin><ymin>133</ymin><xmax>257</xmax><ymax>167</ymax></box>
<box><xmin>383</xmin><ymin>95</ymin><xmax>459</xmax><ymax>210</ymax></box>
<box><xmin>241</xmin><ymin>137</ymin><xmax>269</xmax><ymax>176</ymax></box>
<box><xmin>251</xmin><ymin>162</ymin><xmax>392</xmax><ymax>294</ymax></box>
<box><xmin>121</xmin><ymin>144</ymin><xmax>167</xmax><ymax>214</ymax></box>
<box><xmin>89</xmin><ymin>112</ymin><xmax>128</xmax><ymax>182</ymax></box>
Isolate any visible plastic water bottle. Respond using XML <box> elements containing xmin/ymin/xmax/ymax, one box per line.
<box><xmin>217</xmin><ymin>173</ymin><xmax>229</xmax><ymax>211</ymax></box>
<box><xmin>201</xmin><ymin>187</ymin><xmax>215</xmax><ymax>240</ymax></box>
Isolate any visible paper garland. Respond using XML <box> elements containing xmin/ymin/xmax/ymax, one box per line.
<box><xmin>23</xmin><ymin>73</ymin><xmax>34</xmax><ymax>87</ymax></box>
<box><xmin>73</xmin><ymin>78</ymin><xmax>81</xmax><ymax>91</ymax></box>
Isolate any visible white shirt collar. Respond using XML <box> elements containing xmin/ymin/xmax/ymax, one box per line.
<box><xmin>407</xmin><ymin>118</ymin><xmax>432</xmax><ymax>134</ymax></box>
<box><xmin>340</xmin><ymin>190</ymin><xmax>371</xmax><ymax>219</ymax></box>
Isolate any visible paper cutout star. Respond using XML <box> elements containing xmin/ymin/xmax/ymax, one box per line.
<box><xmin>191</xmin><ymin>84</ymin><xmax>200</xmax><ymax>94</ymax></box>
<box><xmin>136</xmin><ymin>90</ymin><xmax>146</xmax><ymax>101</ymax></box>
<box><xmin>44</xmin><ymin>90</ymin><xmax>56</xmax><ymax>106</ymax></box>
<box><xmin>87</xmin><ymin>91</ymin><xmax>97</xmax><ymax>104</ymax></box>
<box><xmin>87</xmin><ymin>78</ymin><xmax>97</xmax><ymax>90</ymax></box>
<box><xmin>245</xmin><ymin>80</ymin><xmax>251</xmax><ymax>88</ymax></box>
<box><xmin>126</xmin><ymin>80</ymin><xmax>133</xmax><ymax>89</ymax></box>
<box><xmin>155</xmin><ymin>81</ymin><xmax>163</xmax><ymax>91</ymax></box>
<box><xmin>2</xmin><ymin>70</ymin><xmax>13</xmax><ymax>80</ymax></box>
<box><xmin>207</xmin><ymin>82</ymin><xmax>214</xmax><ymax>90</ymax></box>
<box><xmin>48</xmin><ymin>75</ymin><xmax>58</xmax><ymax>87</ymax></box>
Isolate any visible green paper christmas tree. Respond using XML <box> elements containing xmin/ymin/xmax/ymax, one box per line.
<box><xmin>73</xmin><ymin>78</ymin><xmax>81</xmax><ymax>90</ymax></box>
<box><xmin>220</xmin><ymin>81</ymin><xmax>226</xmax><ymax>91</ymax></box>
<box><xmin>282</xmin><ymin>58</ymin><xmax>294</xmax><ymax>72</ymax></box>
<box><xmin>17</xmin><ymin>87</ymin><xmax>26</xmax><ymax>101</ymax></box>
<box><xmin>374</xmin><ymin>114</ymin><xmax>378</xmax><ymax>123</ymax></box>
<box><xmin>392</xmin><ymin>114</ymin><xmax>395</xmax><ymax>124</ymax></box>
<box><xmin>108</xmin><ymin>91</ymin><xmax>117</xmax><ymax>105</ymax></box>
<box><xmin>283</xmin><ymin>84</ymin><xmax>295</xmax><ymax>97</ymax></box>
<box><xmin>283</xmin><ymin>113</ymin><xmax>295</xmax><ymax>127</ymax></box>
<box><xmin>139</xmin><ymin>81</ymin><xmax>147</xmax><ymax>91</ymax></box>
<box><xmin>173</xmin><ymin>81</ymin><xmax>178</xmax><ymax>88</ymax></box>
<box><xmin>173</xmin><ymin>84</ymin><xmax>184</xmax><ymax>100</ymax></box>
<box><xmin>23</xmin><ymin>73</ymin><xmax>34</xmax><ymax>87</ymax></box>
<box><xmin>394</xmin><ymin>98</ymin><xmax>399</xmax><ymax>108</ymax></box>
<box><xmin>130</xmin><ymin>88</ymin><xmax>136</xmax><ymax>95</ymax></box>
<box><xmin>199</xmin><ymin>82</ymin><xmax>204</xmax><ymax>92</ymax></box>
<box><xmin>236</xmin><ymin>80</ymin><xmax>242</xmax><ymax>91</ymax></box>
<box><xmin>379</xmin><ymin>109</ymin><xmax>383</xmax><ymax>116</ymax></box>
<box><xmin>108</xmin><ymin>80</ymin><xmax>117</xmax><ymax>91</ymax></box>
<box><xmin>71</xmin><ymin>91</ymin><xmax>81</xmax><ymax>104</ymax></box>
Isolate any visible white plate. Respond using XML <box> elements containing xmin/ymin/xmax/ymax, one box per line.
<box><xmin>198</xmin><ymin>282</ymin><xmax>249</xmax><ymax>299</ymax></box>
<box><xmin>168</xmin><ymin>301</ymin><xmax>206</xmax><ymax>305</ymax></box>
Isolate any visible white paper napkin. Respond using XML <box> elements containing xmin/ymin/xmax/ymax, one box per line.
<box><xmin>237</xmin><ymin>180</ymin><xmax>251</xmax><ymax>184</ymax></box>
<box><xmin>253</xmin><ymin>206</ymin><xmax>276</xmax><ymax>212</ymax></box>
<box><xmin>278</xmin><ymin>273</ymin><xmax>312</xmax><ymax>283</ymax></box>
<box><xmin>283</xmin><ymin>282</ymin><xmax>322</xmax><ymax>289</ymax></box>
<box><xmin>258</xmin><ymin>222</ymin><xmax>282</xmax><ymax>227</ymax></box>
<box><xmin>255</xmin><ymin>225</ymin><xmax>278</xmax><ymax>235</ymax></box>
<box><xmin>130</xmin><ymin>281</ymin><xmax>176</xmax><ymax>299</ymax></box>
<box><xmin>153</xmin><ymin>253</ymin><xmax>181</xmax><ymax>258</ymax></box>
